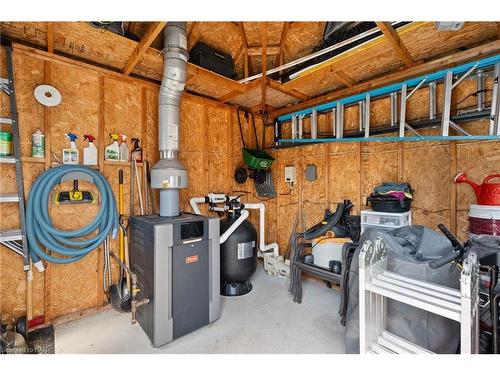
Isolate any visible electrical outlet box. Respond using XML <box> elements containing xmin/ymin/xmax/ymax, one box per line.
<box><xmin>305</xmin><ymin>164</ymin><xmax>317</xmax><ymax>181</ymax></box>
<box><xmin>284</xmin><ymin>166</ymin><xmax>296</xmax><ymax>183</ymax></box>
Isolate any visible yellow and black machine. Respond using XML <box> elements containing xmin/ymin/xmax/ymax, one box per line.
<box><xmin>54</xmin><ymin>172</ymin><xmax>96</xmax><ymax>205</ymax></box>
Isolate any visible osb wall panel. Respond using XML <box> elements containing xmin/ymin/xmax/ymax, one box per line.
<box><xmin>50</xmin><ymin>63</ymin><xmax>99</xmax><ymax>166</ymax></box>
<box><xmin>0</xmin><ymin>46</ymin><xmax>240</xmax><ymax>322</ymax></box>
<box><xmin>12</xmin><ymin>52</ymin><xmax>45</xmax><ymax>156</ymax></box>
<box><xmin>403</xmin><ymin>143</ymin><xmax>451</xmax><ymax>229</ymax></box>
<box><xmin>270</xmin><ymin>77</ymin><xmax>500</xmax><ymax>252</ymax></box>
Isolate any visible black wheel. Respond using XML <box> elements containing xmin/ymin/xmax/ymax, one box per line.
<box><xmin>15</xmin><ymin>315</ymin><xmax>27</xmax><ymax>340</ymax></box>
<box><xmin>234</xmin><ymin>167</ymin><xmax>248</xmax><ymax>184</ymax></box>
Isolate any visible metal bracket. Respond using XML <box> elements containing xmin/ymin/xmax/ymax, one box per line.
<box><xmin>358</xmin><ymin>100</ymin><xmax>365</xmax><ymax>131</ymax></box>
<box><xmin>429</xmin><ymin>82</ymin><xmax>437</xmax><ymax>120</ymax></box>
<box><xmin>311</xmin><ymin>109</ymin><xmax>318</xmax><ymax>139</ymax></box>
<box><xmin>335</xmin><ymin>102</ymin><xmax>344</xmax><ymax>139</ymax></box>
<box><xmin>364</xmin><ymin>94</ymin><xmax>371</xmax><ymax>138</ymax></box>
<box><xmin>490</xmin><ymin>63</ymin><xmax>500</xmax><ymax>136</ymax></box>
<box><xmin>399</xmin><ymin>79</ymin><xmax>426</xmax><ymax>138</ymax></box>
<box><xmin>298</xmin><ymin>114</ymin><xmax>304</xmax><ymax>139</ymax></box>
<box><xmin>477</xmin><ymin>70</ymin><xmax>485</xmax><ymax>112</ymax></box>
<box><xmin>442</xmin><ymin>63</ymin><xmax>478</xmax><ymax>136</ymax></box>
<box><xmin>390</xmin><ymin>92</ymin><xmax>398</xmax><ymax>126</ymax></box>
<box><xmin>291</xmin><ymin>115</ymin><xmax>298</xmax><ymax>140</ymax></box>
<box><xmin>331</xmin><ymin>108</ymin><xmax>336</xmax><ymax>137</ymax></box>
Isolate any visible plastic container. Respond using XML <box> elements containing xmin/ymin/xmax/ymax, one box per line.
<box><xmin>361</xmin><ymin>210</ymin><xmax>411</xmax><ymax>234</ymax></box>
<box><xmin>0</xmin><ymin>131</ymin><xmax>12</xmax><ymax>156</ymax></box>
<box><xmin>469</xmin><ymin>204</ymin><xmax>500</xmax><ymax>236</ymax></box>
<box><xmin>242</xmin><ymin>148</ymin><xmax>274</xmax><ymax>169</ymax></box>
<box><xmin>367</xmin><ymin>195</ymin><xmax>412</xmax><ymax>213</ymax></box>
<box><xmin>105</xmin><ymin>134</ymin><xmax>120</xmax><ymax>161</ymax></box>
<box><xmin>31</xmin><ymin>129</ymin><xmax>45</xmax><ymax>158</ymax></box>
<box><xmin>311</xmin><ymin>237</ymin><xmax>352</xmax><ymax>268</ymax></box>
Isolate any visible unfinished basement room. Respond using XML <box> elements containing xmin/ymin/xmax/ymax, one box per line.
<box><xmin>1</xmin><ymin>2</ymin><xmax>500</xmax><ymax>371</ymax></box>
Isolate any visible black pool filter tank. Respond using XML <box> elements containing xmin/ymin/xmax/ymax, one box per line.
<box><xmin>220</xmin><ymin>200</ymin><xmax>258</xmax><ymax>296</ymax></box>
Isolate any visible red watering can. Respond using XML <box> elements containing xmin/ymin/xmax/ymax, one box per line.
<box><xmin>455</xmin><ymin>172</ymin><xmax>500</xmax><ymax>206</ymax></box>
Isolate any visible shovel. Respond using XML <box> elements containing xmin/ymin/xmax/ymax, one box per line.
<box><xmin>109</xmin><ymin>226</ymin><xmax>131</xmax><ymax>312</ymax></box>
<box><xmin>109</xmin><ymin>169</ymin><xmax>131</xmax><ymax>312</ymax></box>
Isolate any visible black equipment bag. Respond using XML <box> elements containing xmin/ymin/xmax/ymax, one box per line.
<box><xmin>189</xmin><ymin>42</ymin><xmax>236</xmax><ymax>78</ymax></box>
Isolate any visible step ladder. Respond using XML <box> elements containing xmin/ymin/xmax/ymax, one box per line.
<box><xmin>0</xmin><ymin>43</ymin><xmax>30</xmax><ymax>271</ymax></box>
<box><xmin>359</xmin><ymin>237</ymin><xmax>479</xmax><ymax>354</ymax></box>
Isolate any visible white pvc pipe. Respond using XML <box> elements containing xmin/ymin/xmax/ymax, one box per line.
<box><xmin>209</xmin><ymin>207</ymin><xmax>225</xmax><ymax>212</ymax></box>
<box><xmin>220</xmin><ymin>210</ymin><xmax>249</xmax><ymax>244</ymax></box>
<box><xmin>189</xmin><ymin>195</ymin><xmax>280</xmax><ymax>257</ymax></box>
<box><xmin>244</xmin><ymin>203</ymin><xmax>279</xmax><ymax>257</ymax></box>
<box><xmin>190</xmin><ymin>196</ymin><xmax>205</xmax><ymax>215</ymax></box>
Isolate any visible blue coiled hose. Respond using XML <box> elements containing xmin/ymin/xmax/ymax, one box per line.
<box><xmin>26</xmin><ymin>165</ymin><xmax>118</xmax><ymax>264</ymax></box>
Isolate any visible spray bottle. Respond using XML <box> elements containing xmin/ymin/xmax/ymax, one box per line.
<box><xmin>62</xmin><ymin>133</ymin><xmax>79</xmax><ymax>164</ymax></box>
<box><xmin>131</xmin><ymin>137</ymin><xmax>143</xmax><ymax>163</ymax></box>
<box><xmin>105</xmin><ymin>133</ymin><xmax>120</xmax><ymax>161</ymax></box>
<box><xmin>119</xmin><ymin>133</ymin><xmax>129</xmax><ymax>162</ymax></box>
<box><xmin>83</xmin><ymin>134</ymin><xmax>98</xmax><ymax>166</ymax></box>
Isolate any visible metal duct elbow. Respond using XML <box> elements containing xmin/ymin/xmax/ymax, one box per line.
<box><xmin>151</xmin><ymin>22</ymin><xmax>189</xmax><ymax>217</ymax></box>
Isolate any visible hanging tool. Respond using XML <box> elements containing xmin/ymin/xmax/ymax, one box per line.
<box><xmin>144</xmin><ymin>160</ymin><xmax>156</xmax><ymax>215</ymax></box>
<box><xmin>118</xmin><ymin>169</ymin><xmax>124</xmax><ymax>260</ymax></box>
<box><xmin>109</xmin><ymin>169</ymin><xmax>131</xmax><ymax>312</ymax></box>
<box><xmin>134</xmin><ymin>158</ymin><xmax>144</xmax><ymax>215</ymax></box>
<box><xmin>102</xmin><ymin>235</ymin><xmax>112</xmax><ymax>295</ymax></box>
<box><xmin>55</xmin><ymin>178</ymin><xmax>95</xmax><ymax>205</ymax></box>
<box><xmin>142</xmin><ymin>159</ymin><xmax>149</xmax><ymax>214</ymax></box>
<box><xmin>130</xmin><ymin>158</ymin><xmax>135</xmax><ymax>217</ymax></box>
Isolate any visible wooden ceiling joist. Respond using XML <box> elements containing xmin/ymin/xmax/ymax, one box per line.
<box><xmin>267</xmin><ymin>79</ymin><xmax>309</xmax><ymax>100</ymax></box>
<box><xmin>333</xmin><ymin>70</ymin><xmax>357</xmax><ymax>88</ymax></box>
<box><xmin>187</xmin><ymin>63</ymin><xmax>246</xmax><ymax>93</ymax></box>
<box><xmin>217</xmin><ymin>79</ymin><xmax>262</xmax><ymax>103</ymax></box>
<box><xmin>187</xmin><ymin>22</ymin><xmax>197</xmax><ymax>44</ymax></box>
<box><xmin>277</xmin><ymin>21</ymin><xmax>291</xmax><ymax>67</ymax></box>
<box><xmin>218</xmin><ymin>89</ymin><xmax>244</xmax><ymax>103</ymax></box>
<box><xmin>237</xmin><ymin>22</ymin><xmax>253</xmax><ymax>77</ymax></box>
<box><xmin>261</xmin><ymin>22</ymin><xmax>268</xmax><ymax>113</ymax></box>
<box><xmin>122</xmin><ymin>21</ymin><xmax>166</xmax><ymax>76</ymax></box>
<box><xmin>270</xmin><ymin>39</ymin><xmax>500</xmax><ymax>119</ymax></box>
<box><xmin>46</xmin><ymin>22</ymin><xmax>54</xmax><ymax>54</ymax></box>
<box><xmin>376</xmin><ymin>22</ymin><xmax>415</xmax><ymax>67</ymax></box>
<box><xmin>247</xmin><ymin>45</ymin><xmax>280</xmax><ymax>56</ymax></box>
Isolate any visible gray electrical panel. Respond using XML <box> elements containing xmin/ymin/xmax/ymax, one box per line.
<box><xmin>305</xmin><ymin>164</ymin><xmax>317</xmax><ymax>181</ymax></box>
<box><xmin>129</xmin><ymin>213</ymin><xmax>221</xmax><ymax>347</ymax></box>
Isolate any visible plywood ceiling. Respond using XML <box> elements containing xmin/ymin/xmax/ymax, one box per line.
<box><xmin>0</xmin><ymin>21</ymin><xmax>498</xmax><ymax>113</ymax></box>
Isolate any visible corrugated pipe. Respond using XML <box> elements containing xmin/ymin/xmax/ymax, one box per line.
<box><xmin>151</xmin><ymin>22</ymin><xmax>189</xmax><ymax>217</ymax></box>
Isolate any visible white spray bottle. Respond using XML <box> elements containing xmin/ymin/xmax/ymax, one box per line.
<box><xmin>62</xmin><ymin>133</ymin><xmax>79</xmax><ymax>164</ymax></box>
<box><xmin>119</xmin><ymin>133</ymin><xmax>129</xmax><ymax>162</ymax></box>
<box><xmin>83</xmin><ymin>134</ymin><xmax>98</xmax><ymax>166</ymax></box>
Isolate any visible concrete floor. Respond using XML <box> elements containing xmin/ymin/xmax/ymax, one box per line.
<box><xmin>55</xmin><ymin>267</ymin><xmax>346</xmax><ymax>353</ymax></box>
